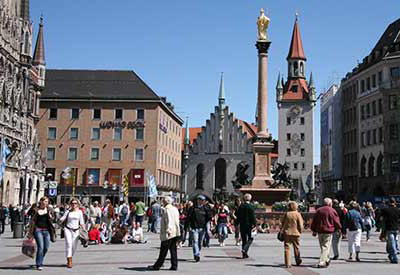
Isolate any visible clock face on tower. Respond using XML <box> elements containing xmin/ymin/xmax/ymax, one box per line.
<box><xmin>288</xmin><ymin>105</ymin><xmax>302</xmax><ymax>120</ymax></box>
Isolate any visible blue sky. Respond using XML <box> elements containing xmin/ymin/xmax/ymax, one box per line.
<box><xmin>31</xmin><ymin>0</ymin><xmax>400</xmax><ymax>164</ymax></box>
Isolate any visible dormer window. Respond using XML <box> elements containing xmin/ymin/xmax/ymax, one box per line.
<box><xmin>292</xmin><ymin>85</ymin><xmax>298</xmax><ymax>93</ymax></box>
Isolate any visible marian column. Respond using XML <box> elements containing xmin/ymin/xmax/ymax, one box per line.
<box><xmin>252</xmin><ymin>8</ymin><xmax>274</xmax><ymax>187</ymax></box>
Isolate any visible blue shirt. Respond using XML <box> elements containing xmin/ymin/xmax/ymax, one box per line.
<box><xmin>345</xmin><ymin>209</ymin><xmax>364</xmax><ymax>231</ymax></box>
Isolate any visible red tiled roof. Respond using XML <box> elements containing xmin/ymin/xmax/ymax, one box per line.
<box><xmin>238</xmin><ymin>120</ymin><xmax>257</xmax><ymax>138</ymax></box>
<box><xmin>181</xmin><ymin>127</ymin><xmax>202</xmax><ymax>150</ymax></box>
<box><xmin>282</xmin><ymin>78</ymin><xmax>309</xmax><ymax>100</ymax></box>
<box><xmin>287</xmin><ymin>19</ymin><xmax>306</xmax><ymax>61</ymax></box>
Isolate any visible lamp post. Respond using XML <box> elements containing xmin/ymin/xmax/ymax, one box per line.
<box><xmin>112</xmin><ymin>183</ymin><xmax>117</xmax><ymax>205</ymax></box>
<box><xmin>61</xmin><ymin>167</ymin><xmax>72</xmax><ymax>203</ymax></box>
<box><xmin>19</xmin><ymin>146</ymin><xmax>34</xmax><ymax>234</ymax></box>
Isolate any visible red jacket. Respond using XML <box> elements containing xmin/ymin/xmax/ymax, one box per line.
<box><xmin>311</xmin><ymin>206</ymin><xmax>342</xmax><ymax>234</ymax></box>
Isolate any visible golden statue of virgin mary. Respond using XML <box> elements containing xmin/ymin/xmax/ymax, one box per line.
<box><xmin>257</xmin><ymin>8</ymin><xmax>270</xmax><ymax>41</ymax></box>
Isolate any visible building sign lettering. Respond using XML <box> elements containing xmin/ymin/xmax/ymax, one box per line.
<box><xmin>100</xmin><ymin>120</ymin><xmax>145</xmax><ymax>129</ymax></box>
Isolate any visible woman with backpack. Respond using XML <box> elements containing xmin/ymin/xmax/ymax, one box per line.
<box><xmin>59</xmin><ymin>198</ymin><xmax>85</xmax><ymax>268</ymax></box>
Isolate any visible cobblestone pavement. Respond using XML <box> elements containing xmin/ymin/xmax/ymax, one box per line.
<box><xmin>0</xmin><ymin>228</ymin><xmax>398</xmax><ymax>275</ymax></box>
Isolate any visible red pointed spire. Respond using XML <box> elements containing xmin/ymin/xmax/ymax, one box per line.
<box><xmin>287</xmin><ymin>16</ymin><xmax>306</xmax><ymax>61</ymax></box>
<box><xmin>33</xmin><ymin>16</ymin><xmax>45</xmax><ymax>66</ymax></box>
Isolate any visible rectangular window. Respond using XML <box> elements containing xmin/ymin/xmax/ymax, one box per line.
<box><xmin>389</xmin><ymin>95</ymin><xmax>398</xmax><ymax>110</ymax></box>
<box><xmin>292</xmin><ymin>85</ymin><xmax>298</xmax><ymax>93</ymax></box>
<box><xmin>136</xmin><ymin>128</ymin><xmax>144</xmax><ymax>140</ymax></box>
<box><xmin>71</xmin><ymin>108</ymin><xmax>79</xmax><ymax>119</ymax></box>
<box><xmin>366</xmin><ymin>103</ymin><xmax>370</xmax><ymax>118</ymax></box>
<box><xmin>287</xmin><ymin>148</ymin><xmax>291</xmax><ymax>156</ymax></box>
<box><xmin>391</xmin><ymin>155</ymin><xmax>400</xmax><ymax>173</ymax></box>
<box><xmin>301</xmin><ymin>162</ymin><xmax>305</xmax><ymax>170</ymax></box>
<box><xmin>361</xmin><ymin>80</ymin><xmax>365</xmax><ymax>93</ymax></box>
<box><xmin>47</xmin><ymin>148</ymin><xmax>55</xmax><ymax>160</ymax></box>
<box><xmin>286</xmin><ymin>133</ymin><xmax>291</xmax><ymax>141</ymax></box>
<box><xmin>379</xmin><ymin>127</ymin><xmax>383</xmax><ymax>143</ymax></box>
<box><xmin>93</xmin><ymin>109</ymin><xmax>101</xmax><ymax>120</ymax></box>
<box><xmin>372</xmin><ymin>101</ymin><xmax>376</xmax><ymax>116</ymax></box>
<box><xmin>49</xmin><ymin>108</ymin><xmax>57</xmax><ymax>119</ymax></box>
<box><xmin>135</xmin><ymin>148</ymin><xmax>144</xmax><ymax>161</ymax></box>
<box><xmin>372</xmin><ymin>74</ymin><xmax>376</xmax><ymax>88</ymax></box>
<box><xmin>367</xmin><ymin>77</ymin><xmax>371</xmax><ymax>90</ymax></box>
<box><xmin>378</xmin><ymin>99</ymin><xmax>383</xmax><ymax>114</ymax></box>
<box><xmin>286</xmin><ymin>117</ymin><xmax>291</xmax><ymax>125</ymax></box>
<box><xmin>301</xmin><ymin>148</ymin><xmax>305</xmax><ymax>157</ymax></box>
<box><xmin>300</xmin><ymin>117</ymin><xmax>305</xmax><ymax>125</ymax></box>
<box><xmin>391</xmin><ymin>67</ymin><xmax>400</xmax><ymax>79</ymax></box>
<box><xmin>378</xmin><ymin>71</ymin><xmax>383</xmax><ymax>83</ymax></box>
<box><xmin>361</xmin><ymin>105</ymin><xmax>365</xmax><ymax>120</ymax></box>
<box><xmin>114</xmin><ymin>128</ymin><xmax>122</xmax><ymax>141</ymax></box>
<box><xmin>70</xmin><ymin>128</ymin><xmax>79</xmax><ymax>140</ymax></box>
<box><xmin>115</xmin><ymin>109</ymin><xmax>123</xmax><ymax>120</ymax></box>
<box><xmin>68</xmin><ymin>148</ymin><xmax>78</xmax><ymax>161</ymax></box>
<box><xmin>293</xmin><ymin>162</ymin><xmax>298</xmax><ymax>170</ymax></box>
<box><xmin>373</xmin><ymin>129</ymin><xmax>377</xmax><ymax>144</ymax></box>
<box><xmin>361</xmin><ymin>132</ymin><xmax>365</xmax><ymax>147</ymax></box>
<box><xmin>390</xmin><ymin>124</ymin><xmax>399</xmax><ymax>140</ymax></box>
<box><xmin>301</xmin><ymin>133</ymin><xmax>305</xmax><ymax>141</ymax></box>
<box><xmin>137</xmin><ymin>109</ymin><xmax>145</xmax><ymax>120</ymax></box>
<box><xmin>90</xmin><ymin>148</ymin><xmax>99</xmax><ymax>161</ymax></box>
<box><xmin>112</xmin><ymin>148</ymin><xmax>122</xmax><ymax>161</ymax></box>
<box><xmin>92</xmin><ymin>128</ymin><xmax>100</xmax><ymax>140</ymax></box>
<box><xmin>367</xmin><ymin>130</ymin><xmax>371</xmax><ymax>145</ymax></box>
<box><xmin>48</xmin><ymin>127</ymin><xmax>56</xmax><ymax>140</ymax></box>
<box><xmin>45</xmin><ymin>168</ymin><xmax>56</xmax><ymax>180</ymax></box>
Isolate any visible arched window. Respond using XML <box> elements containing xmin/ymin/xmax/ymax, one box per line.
<box><xmin>377</xmin><ymin>153</ymin><xmax>384</xmax><ymax>176</ymax></box>
<box><xmin>300</xmin><ymin>62</ymin><xmax>304</xmax><ymax>76</ymax></box>
<box><xmin>368</xmin><ymin>154</ymin><xmax>375</xmax><ymax>177</ymax></box>
<box><xmin>360</xmin><ymin>156</ymin><xmax>367</xmax><ymax>177</ymax></box>
<box><xmin>294</xmin><ymin>62</ymin><xmax>299</xmax><ymax>76</ymax></box>
<box><xmin>196</xmin><ymin>163</ymin><xmax>204</xmax><ymax>190</ymax></box>
<box><xmin>215</xmin><ymin>158</ymin><xmax>227</xmax><ymax>189</ymax></box>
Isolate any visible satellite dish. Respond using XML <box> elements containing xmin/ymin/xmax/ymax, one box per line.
<box><xmin>63</xmin><ymin>167</ymin><xmax>72</xmax><ymax>173</ymax></box>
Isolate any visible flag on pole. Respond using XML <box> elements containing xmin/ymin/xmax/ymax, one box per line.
<box><xmin>147</xmin><ymin>173</ymin><xmax>157</xmax><ymax>198</ymax></box>
<box><xmin>0</xmin><ymin>139</ymin><xmax>11</xmax><ymax>182</ymax></box>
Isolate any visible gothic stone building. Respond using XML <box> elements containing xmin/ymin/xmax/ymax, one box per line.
<box><xmin>276</xmin><ymin>17</ymin><xmax>316</xmax><ymax>199</ymax></box>
<box><xmin>182</xmin><ymin>75</ymin><xmax>264</xmax><ymax>201</ymax></box>
<box><xmin>0</xmin><ymin>0</ymin><xmax>46</xmax><ymax>206</ymax></box>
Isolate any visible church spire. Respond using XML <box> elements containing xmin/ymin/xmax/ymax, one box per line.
<box><xmin>218</xmin><ymin>72</ymin><xmax>225</xmax><ymax>110</ymax></box>
<box><xmin>309</xmin><ymin>72</ymin><xmax>315</xmax><ymax>88</ymax></box>
<box><xmin>287</xmin><ymin>14</ymin><xmax>306</xmax><ymax>61</ymax></box>
<box><xmin>32</xmin><ymin>16</ymin><xmax>46</xmax><ymax>87</ymax></box>
<box><xmin>33</xmin><ymin>16</ymin><xmax>45</xmax><ymax>66</ymax></box>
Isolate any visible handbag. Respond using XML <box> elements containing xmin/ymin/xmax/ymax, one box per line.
<box><xmin>22</xmin><ymin>239</ymin><xmax>36</xmax><ymax>258</ymax></box>
<box><xmin>277</xmin><ymin>213</ymin><xmax>287</xmax><ymax>242</ymax></box>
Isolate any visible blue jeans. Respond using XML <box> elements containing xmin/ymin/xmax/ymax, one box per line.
<box><xmin>387</xmin><ymin>230</ymin><xmax>399</xmax><ymax>263</ymax></box>
<box><xmin>218</xmin><ymin>223</ymin><xmax>228</xmax><ymax>243</ymax></box>
<box><xmin>34</xmin><ymin>229</ymin><xmax>50</xmax><ymax>267</ymax></box>
<box><xmin>151</xmin><ymin>217</ymin><xmax>159</xmax><ymax>233</ymax></box>
<box><xmin>191</xmin><ymin>228</ymin><xmax>205</xmax><ymax>257</ymax></box>
<box><xmin>202</xmin><ymin>222</ymin><xmax>211</xmax><ymax>247</ymax></box>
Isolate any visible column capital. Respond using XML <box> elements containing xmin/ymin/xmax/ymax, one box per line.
<box><xmin>255</xmin><ymin>41</ymin><xmax>271</xmax><ymax>54</ymax></box>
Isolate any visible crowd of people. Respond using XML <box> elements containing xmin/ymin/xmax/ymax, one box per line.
<box><xmin>0</xmin><ymin>193</ymin><xmax>399</xmax><ymax>271</ymax></box>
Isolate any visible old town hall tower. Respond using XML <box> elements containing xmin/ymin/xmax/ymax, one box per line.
<box><xmin>276</xmin><ymin>16</ymin><xmax>316</xmax><ymax>198</ymax></box>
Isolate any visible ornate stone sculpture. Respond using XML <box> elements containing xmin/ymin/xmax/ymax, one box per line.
<box><xmin>271</xmin><ymin>162</ymin><xmax>292</xmax><ymax>188</ymax></box>
<box><xmin>257</xmin><ymin>8</ymin><xmax>270</xmax><ymax>41</ymax></box>
<box><xmin>232</xmin><ymin>161</ymin><xmax>250</xmax><ymax>189</ymax></box>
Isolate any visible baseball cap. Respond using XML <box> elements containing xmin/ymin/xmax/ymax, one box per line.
<box><xmin>197</xmin><ymin>195</ymin><xmax>206</xmax><ymax>200</ymax></box>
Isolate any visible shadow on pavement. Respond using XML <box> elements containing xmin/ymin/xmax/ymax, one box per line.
<box><xmin>120</xmin><ymin>267</ymin><xmax>151</xmax><ymax>272</ymax></box>
<box><xmin>246</xmin><ymin>263</ymin><xmax>284</xmax><ymax>268</ymax></box>
<box><xmin>0</xmin><ymin>265</ymin><xmax>32</xmax><ymax>270</ymax></box>
<box><xmin>205</xmin><ymin>255</ymin><xmax>242</xmax><ymax>260</ymax></box>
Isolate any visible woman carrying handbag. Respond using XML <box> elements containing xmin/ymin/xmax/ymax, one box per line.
<box><xmin>27</xmin><ymin>196</ymin><xmax>56</xmax><ymax>271</ymax></box>
<box><xmin>280</xmin><ymin>201</ymin><xmax>304</xmax><ymax>268</ymax></box>
<box><xmin>59</xmin><ymin>198</ymin><xmax>85</xmax><ymax>268</ymax></box>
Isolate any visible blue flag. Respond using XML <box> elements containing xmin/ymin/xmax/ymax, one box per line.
<box><xmin>0</xmin><ymin>140</ymin><xmax>11</xmax><ymax>182</ymax></box>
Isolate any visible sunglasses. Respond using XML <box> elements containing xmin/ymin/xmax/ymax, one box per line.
<box><xmin>71</xmin><ymin>202</ymin><xmax>78</xmax><ymax>205</ymax></box>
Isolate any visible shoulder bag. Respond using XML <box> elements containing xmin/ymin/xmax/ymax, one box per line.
<box><xmin>277</xmin><ymin>213</ymin><xmax>287</xmax><ymax>242</ymax></box>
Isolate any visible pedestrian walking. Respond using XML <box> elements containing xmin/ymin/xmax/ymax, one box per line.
<box><xmin>345</xmin><ymin>201</ymin><xmax>364</xmax><ymax>261</ymax></box>
<box><xmin>232</xmin><ymin>197</ymin><xmax>242</xmax><ymax>246</ymax></box>
<box><xmin>26</xmin><ymin>196</ymin><xmax>56</xmax><ymax>271</ymax></box>
<box><xmin>216</xmin><ymin>202</ymin><xmax>229</xmax><ymax>247</ymax></box>
<box><xmin>151</xmin><ymin>200</ymin><xmax>161</xmax><ymax>233</ymax></box>
<box><xmin>185</xmin><ymin>195</ymin><xmax>212</xmax><ymax>262</ymax></box>
<box><xmin>0</xmin><ymin>205</ymin><xmax>6</xmax><ymax>234</ymax></box>
<box><xmin>236</xmin><ymin>193</ymin><xmax>256</xmax><ymax>259</ymax></box>
<box><xmin>59</xmin><ymin>198</ymin><xmax>85</xmax><ymax>268</ymax></box>
<box><xmin>380</xmin><ymin>197</ymin><xmax>400</xmax><ymax>264</ymax></box>
<box><xmin>135</xmin><ymin>200</ymin><xmax>146</xmax><ymax>226</ymax></box>
<box><xmin>148</xmin><ymin>196</ymin><xmax>181</xmax><ymax>271</ymax></box>
<box><xmin>103</xmin><ymin>200</ymin><xmax>114</xmax><ymax>242</ymax></box>
<box><xmin>332</xmin><ymin>199</ymin><xmax>346</xmax><ymax>260</ymax></box>
<box><xmin>363</xmin><ymin>202</ymin><xmax>375</xmax><ymax>242</ymax></box>
<box><xmin>280</xmin><ymin>201</ymin><xmax>304</xmax><ymax>268</ymax></box>
<box><xmin>310</xmin><ymin>198</ymin><xmax>341</xmax><ymax>268</ymax></box>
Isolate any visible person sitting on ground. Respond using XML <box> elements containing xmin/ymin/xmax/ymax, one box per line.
<box><xmin>88</xmin><ymin>224</ymin><xmax>101</xmax><ymax>245</ymax></box>
<box><xmin>129</xmin><ymin>222</ymin><xmax>147</xmax><ymax>243</ymax></box>
<box><xmin>110</xmin><ymin>225</ymin><xmax>129</xmax><ymax>244</ymax></box>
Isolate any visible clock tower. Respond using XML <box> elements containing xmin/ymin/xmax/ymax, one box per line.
<box><xmin>276</xmin><ymin>15</ymin><xmax>316</xmax><ymax>199</ymax></box>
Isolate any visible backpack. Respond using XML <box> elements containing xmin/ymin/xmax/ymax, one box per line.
<box><xmin>121</xmin><ymin>205</ymin><xmax>128</xmax><ymax>215</ymax></box>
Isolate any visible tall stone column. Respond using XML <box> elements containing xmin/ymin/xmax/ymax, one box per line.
<box><xmin>256</xmin><ymin>41</ymin><xmax>271</xmax><ymax>137</ymax></box>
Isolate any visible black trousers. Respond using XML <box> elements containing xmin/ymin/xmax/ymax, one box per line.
<box><xmin>154</xmin><ymin>236</ymin><xmax>179</xmax><ymax>269</ymax></box>
<box><xmin>0</xmin><ymin>219</ymin><xmax>4</xmax><ymax>234</ymax></box>
<box><xmin>240</xmin><ymin>227</ymin><xmax>253</xmax><ymax>254</ymax></box>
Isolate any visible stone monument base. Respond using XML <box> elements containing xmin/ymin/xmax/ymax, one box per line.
<box><xmin>238</xmin><ymin>186</ymin><xmax>291</xmax><ymax>205</ymax></box>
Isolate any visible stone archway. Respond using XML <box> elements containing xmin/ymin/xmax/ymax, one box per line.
<box><xmin>215</xmin><ymin>158</ymin><xmax>227</xmax><ymax>190</ymax></box>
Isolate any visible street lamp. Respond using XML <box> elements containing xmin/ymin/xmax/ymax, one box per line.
<box><xmin>19</xmin><ymin>145</ymin><xmax>34</xmax><ymax>233</ymax></box>
<box><xmin>88</xmin><ymin>174</ymin><xmax>94</xmax><ymax>204</ymax></box>
<box><xmin>61</xmin><ymin>167</ymin><xmax>72</xmax><ymax>203</ymax></box>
